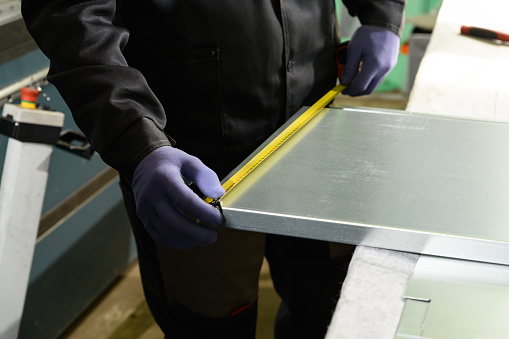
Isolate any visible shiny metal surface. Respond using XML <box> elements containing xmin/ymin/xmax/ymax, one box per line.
<box><xmin>222</xmin><ymin>106</ymin><xmax>509</xmax><ymax>264</ymax></box>
<box><xmin>396</xmin><ymin>255</ymin><xmax>509</xmax><ymax>338</ymax></box>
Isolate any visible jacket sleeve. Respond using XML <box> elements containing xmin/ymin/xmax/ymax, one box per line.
<box><xmin>21</xmin><ymin>0</ymin><xmax>172</xmax><ymax>180</ymax></box>
<box><xmin>342</xmin><ymin>0</ymin><xmax>406</xmax><ymax>36</ymax></box>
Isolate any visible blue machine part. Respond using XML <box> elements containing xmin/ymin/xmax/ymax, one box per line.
<box><xmin>1</xmin><ymin>43</ymin><xmax>137</xmax><ymax>338</ymax></box>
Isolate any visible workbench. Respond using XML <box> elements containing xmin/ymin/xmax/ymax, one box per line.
<box><xmin>329</xmin><ymin>0</ymin><xmax>509</xmax><ymax>337</ymax></box>
<box><xmin>220</xmin><ymin>0</ymin><xmax>509</xmax><ymax>337</ymax></box>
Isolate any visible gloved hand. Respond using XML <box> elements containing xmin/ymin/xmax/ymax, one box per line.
<box><xmin>132</xmin><ymin>146</ymin><xmax>225</xmax><ymax>249</ymax></box>
<box><xmin>341</xmin><ymin>25</ymin><xmax>400</xmax><ymax>97</ymax></box>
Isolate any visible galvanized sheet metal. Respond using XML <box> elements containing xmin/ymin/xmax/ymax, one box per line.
<box><xmin>222</xmin><ymin>106</ymin><xmax>509</xmax><ymax>264</ymax></box>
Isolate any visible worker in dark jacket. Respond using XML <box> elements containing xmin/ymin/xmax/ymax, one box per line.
<box><xmin>22</xmin><ymin>0</ymin><xmax>405</xmax><ymax>338</ymax></box>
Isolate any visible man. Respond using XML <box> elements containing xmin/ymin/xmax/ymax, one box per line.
<box><xmin>22</xmin><ymin>0</ymin><xmax>405</xmax><ymax>338</ymax></box>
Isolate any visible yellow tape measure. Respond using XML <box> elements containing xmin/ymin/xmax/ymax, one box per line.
<box><xmin>205</xmin><ymin>84</ymin><xmax>346</xmax><ymax>205</ymax></box>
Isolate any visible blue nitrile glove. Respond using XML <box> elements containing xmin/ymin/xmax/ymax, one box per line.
<box><xmin>132</xmin><ymin>146</ymin><xmax>225</xmax><ymax>249</ymax></box>
<box><xmin>341</xmin><ymin>25</ymin><xmax>400</xmax><ymax>97</ymax></box>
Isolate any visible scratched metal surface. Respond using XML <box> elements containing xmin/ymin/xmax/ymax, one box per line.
<box><xmin>221</xmin><ymin>106</ymin><xmax>509</xmax><ymax>264</ymax></box>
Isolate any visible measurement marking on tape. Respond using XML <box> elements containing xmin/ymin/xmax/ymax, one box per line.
<box><xmin>216</xmin><ymin>84</ymin><xmax>346</xmax><ymax>202</ymax></box>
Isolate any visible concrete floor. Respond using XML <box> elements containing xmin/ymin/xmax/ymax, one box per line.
<box><xmin>60</xmin><ymin>92</ymin><xmax>407</xmax><ymax>339</ymax></box>
<box><xmin>62</xmin><ymin>259</ymin><xmax>280</xmax><ymax>339</ymax></box>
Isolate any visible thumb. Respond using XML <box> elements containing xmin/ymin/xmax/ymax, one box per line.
<box><xmin>182</xmin><ymin>157</ymin><xmax>225</xmax><ymax>199</ymax></box>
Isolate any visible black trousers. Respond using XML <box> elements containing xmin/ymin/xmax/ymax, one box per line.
<box><xmin>119</xmin><ymin>153</ymin><xmax>353</xmax><ymax>339</ymax></box>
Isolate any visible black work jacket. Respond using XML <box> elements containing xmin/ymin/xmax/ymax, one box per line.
<box><xmin>22</xmin><ymin>0</ymin><xmax>404</xmax><ymax>180</ymax></box>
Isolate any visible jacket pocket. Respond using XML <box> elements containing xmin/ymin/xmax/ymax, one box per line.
<box><xmin>124</xmin><ymin>43</ymin><xmax>225</xmax><ymax>156</ymax></box>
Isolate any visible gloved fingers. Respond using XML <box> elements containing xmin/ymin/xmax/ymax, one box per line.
<box><xmin>181</xmin><ymin>156</ymin><xmax>225</xmax><ymax>199</ymax></box>
<box><xmin>339</xmin><ymin>42</ymin><xmax>363</xmax><ymax>86</ymax></box>
<box><xmin>342</xmin><ymin>61</ymin><xmax>381</xmax><ymax>96</ymax></box>
<box><xmin>363</xmin><ymin>74</ymin><xmax>385</xmax><ymax>96</ymax></box>
<box><xmin>341</xmin><ymin>25</ymin><xmax>400</xmax><ymax>97</ymax></box>
<box><xmin>168</xmin><ymin>177</ymin><xmax>224</xmax><ymax>227</ymax></box>
<box><xmin>135</xmin><ymin>150</ymin><xmax>224</xmax><ymax>227</ymax></box>
<box><xmin>148</xmin><ymin>201</ymin><xmax>218</xmax><ymax>249</ymax></box>
<box><xmin>177</xmin><ymin>198</ymin><xmax>223</xmax><ymax>227</ymax></box>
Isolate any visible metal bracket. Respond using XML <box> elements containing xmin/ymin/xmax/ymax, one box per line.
<box><xmin>56</xmin><ymin>129</ymin><xmax>95</xmax><ymax>159</ymax></box>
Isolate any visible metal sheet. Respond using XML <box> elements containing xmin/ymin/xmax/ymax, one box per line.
<box><xmin>396</xmin><ymin>255</ymin><xmax>509</xmax><ymax>338</ymax></box>
<box><xmin>221</xmin><ymin>106</ymin><xmax>509</xmax><ymax>264</ymax></box>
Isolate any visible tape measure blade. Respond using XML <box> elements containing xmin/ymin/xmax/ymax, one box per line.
<box><xmin>220</xmin><ymin>84</ymin><xmax>346</xmax><ymax>199</ymax></box>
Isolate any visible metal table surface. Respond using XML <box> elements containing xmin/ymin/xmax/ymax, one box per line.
<box><xmin>221</xmin><ymin>106</ymin><xmax>509</xmax><ymax>265</ymax></box>
<box><xmin>396</xmin><ymin>254</ymin><xmax>509</xmax><ymax>338</ymax></box>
